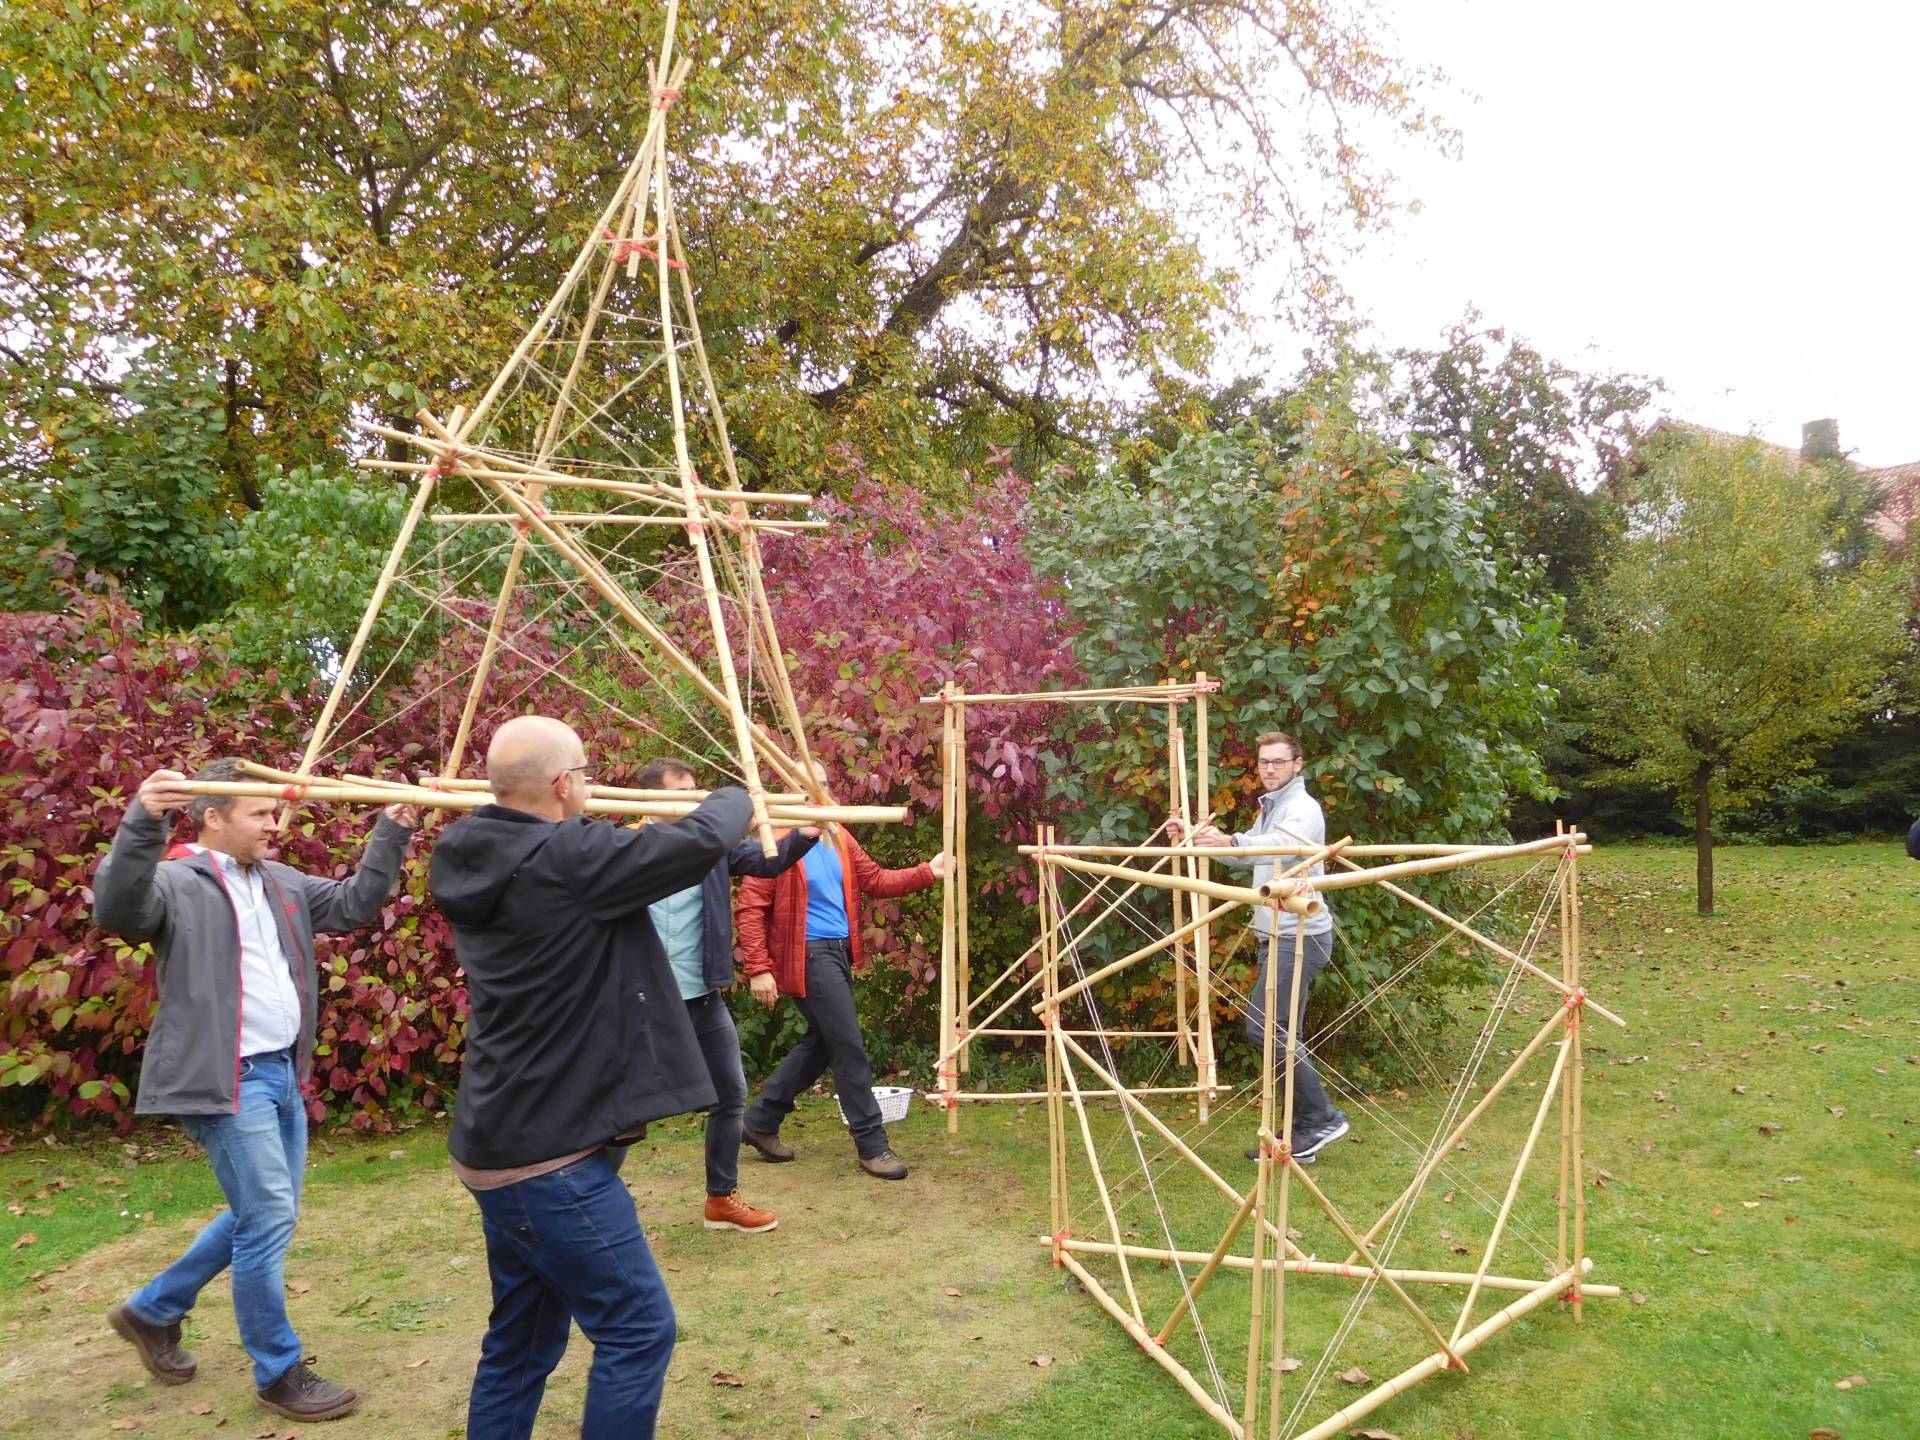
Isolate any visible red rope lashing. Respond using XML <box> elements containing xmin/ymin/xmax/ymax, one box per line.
<box><xmin>654</xmin><ymin>87</ymin><xmax>680</xmax><ymax>109</ymax></box>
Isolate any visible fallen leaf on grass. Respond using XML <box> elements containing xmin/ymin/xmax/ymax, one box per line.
<box><xmin>1758</xmin><ymin>1123</ymin><xmax>1784</xmax><ymax>1137</ymax></box>
<box><xmin>806</xmin><ymin>1405</ymin><xmax>824</xmax><ymax>1419</ymax></box>
<box><xmin>1783</xmin><ymin>1175</ymin><xmax>1804</xmax><ymax>1184</ymax></box>
<box><xmin>108</xmin><ymin>1424</ymin><xmax>137</xmax><ymax>1433</ymax></box>
<box><xmin>1834</xmin><ymin>1375</ymin><xmax>1867</xmax><ymax>1389</ymax></box>
<box><xmin>4</xmin><ymin>1320</ymin><xmax>20</xmax><ymax>1332</ymax></box>
<box><xmin>711</xmin><ymin>1371</ymin><xmax>746</xmax><ymax>1387</ymax></box>
<box><xmin>405</xmin><ymin>1357</ymin><xmax>429</xmax><ymax>1369</ymax></box>
<box><xmin>1030</xmin><ymin>1354</ymin><xmax>1055</xmax><ymax>1368</ymax></box>
<box><xmin>10</xmin><ymin>1232</ymin><xmax>36</xmax><ymax>1249</ymax></box>
<box><xmin>189</xmin><ymin>1402</ymin><xmax>214</xmax><ymax>1414</ymax></box>
<box><xmin>1691</xmin><ymin>1247</ymin><xmax>1712</xmax><ymax>1255</ymax></box>
<box><xmin>767</xmin><ymin>1284</ymin><xmax>782</xmax><ymax>1298</ymax></box>
<box><xmin>1827</xmin><ymin>1106</ymin><xmax>1845</xmax><ymax>1118</ymax></box>
<box><xmin>1450</xmin><ymin>1243</ymin><xmax>1470</xmax><ymax>1255</ymax></box>
<box><xmin>1278</xmin><ymin>1356</ymin><xmax>1302</xmax><ymax>1373</ymax></box>
<box><xmin>966</xmin><ymin>1332</ymin><xmax>984</xmax><ymax>1341</ymax></box>
<box><xmin>1733</xmin><ymin>1085</ymin><xmax>1748</xmax><ymax>1095</ymax></box>
<box><xmin>1349</xmin><ymin>1429</ymin><xmax>1404</xmax><ymax>1439</ymax></box>
<box><xmin>1337</xmin><ymin>1366</ymin><xmax>1371</xmax><ymax>1385</ymax></box>
<box><xmin>943</xmin><ymin>1287</ymin><xmax>963</xmax><ymax>1297</ymax></box>
<box><xmin>1630</xmin><ymin>1292</ymin><xmax>1648</xmax><ymax>1305</ymax></box>
<box><xmin>1810</xmin><ymin>1429</ymin><xmax>1841</xmax><ymax>1439</ymax></box>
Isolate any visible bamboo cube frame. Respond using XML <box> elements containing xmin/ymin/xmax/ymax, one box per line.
<box><xmin>923</xmin><ymin>676</ymin><xmax>1225</xmax><ymax>1129</ymax></box>
<box><xmin>1029</xmin><ymin>828</ymin><xmax>1624</xmax><ymax>1440</ymax></box>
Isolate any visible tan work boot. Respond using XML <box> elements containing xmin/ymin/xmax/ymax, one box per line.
<box><xmin>107</xmin><ymin>1300</ymin><xmax>197</xmax><ymax>1385</ymax></box>
<box><xmin>742</xmin><ymin>1128</ymin><xmax>794</xmax><ymax>1162</ymax></box>
<box><xmin>858</xmin><ymin>1149</ymin><xmax>909</xmax><ymax>1181</ymax></box>
<box><xmin>704</xmin><ymin>1189</ymin><xmax>779</xmax><ymax>1233</ymax></box>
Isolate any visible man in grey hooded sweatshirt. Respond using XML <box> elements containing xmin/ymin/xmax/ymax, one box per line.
<box><xmin>1173</xmin><ymin>730</ymin><xmax>1349</xmax><ymax>1163</ymax></box>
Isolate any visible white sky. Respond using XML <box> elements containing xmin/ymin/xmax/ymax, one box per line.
<box><xmin>1319</xmin><ymin>0</ymin><xmax>1920</xmax><ymax>467</ymax></box>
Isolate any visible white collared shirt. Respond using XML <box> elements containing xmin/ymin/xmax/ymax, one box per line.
<box><xmin>192</xmin><ymin>847</ymin><xmax>304</xmax><ymax>1057</ymax></box>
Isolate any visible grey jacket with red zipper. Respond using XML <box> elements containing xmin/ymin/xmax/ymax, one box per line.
<box><xmin>91</xmin><ymin>800</ymin><xmax>412</xmax><ymax>1116</ymax></box>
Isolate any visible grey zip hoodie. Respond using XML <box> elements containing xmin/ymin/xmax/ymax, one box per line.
<box><xmin>1211</xmin><ymin>774</ymin><xmax>1335</xmax><ymax>938</ymax></box>
<box><xmin>92</xmin><ymin>801</ymin><xmax>412</xmax><ymax>1115</ymax></box>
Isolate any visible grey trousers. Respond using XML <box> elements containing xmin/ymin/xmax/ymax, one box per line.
<box><xmin>1244</xmin><ymin>928</ymin><xmax>1339</xmax><ymax>1135</ymax></box>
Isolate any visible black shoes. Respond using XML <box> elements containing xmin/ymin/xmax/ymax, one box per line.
<box><xmin>107</xmin><ymin>1300</ymin><xmax>196</xmax><ymax>1384</ymax></box>
<box><xmin>257</xmin><ymin>1359</ymin><xmax>360</xmax><ymax>1421</ymax></box>
<box><xmin>1244</xmin><ymin>1113</ymin><xmax>1350</xmax><ymax>1164</ymax></box>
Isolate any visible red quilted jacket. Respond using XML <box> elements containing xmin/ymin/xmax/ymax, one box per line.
<box><xmin>734</xmin><ymin>828</ymin><xmax>935</xmax><ymax>998</ymax></box>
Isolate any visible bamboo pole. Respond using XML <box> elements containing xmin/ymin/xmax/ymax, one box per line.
<box><xmin>917</xmin><ymin>684</ymin><xmax>1217</xmax><ymax>704</ymax></box>
<box><xmin>429</xmin><ymin>511</ymin><xmax>826</xmax><ymax>531</ymax></box>
<box><xmin>1263</xmin><ymin>922</ymin><xmax>1306</xmax><ymax>1437</ymax></box>
<box><xmin>955</xmin><ymin>700</ymin><xmax>970</xmax><ymax>1083</ymax></box>
<box><xmin>1570</xmin><ymin>841</ymin><xmax>1588</xmax><ymax>1320</ymax></box>
<box><xmin>1055</xmin><ymin>995</ymin><xmax>1144</xmax><ymax>1324</ymax></box>
<box><xmin>1301</xmin><ymin>833</ymin><xmax>1586</xmax><ymax>893</ymax></box>
<box><xmin>419</xmin><ymin>774</ymin><xmax>807</xmax><ymax>803</ymax></box>
<box><xmin>1194</xmin><ymin>671</ymin><xmax>1215</xmax><ymax>1119</ymax></box>
<box><xmin>1285</xmin><ymin>1263</ymin><xmax>1591</xmax><ymax>1440</ymax></box>
<box><xmin>1449</xmin><ymin>1033</ymin><xmax>1572</xmax><ymax>1346</ymax></box>
<box><xmin>1038</xmin><ymin>897</ymin><xmax>1241</xmax><ymax>1013</ymax></box>
<box><xmin>1057</xmin><ymin>1252</ymin><xmax>1245</xmax><ymax>1440</ymax></box>
<box><xmin>939</xmin><ymin>688</ymin><xmax>959</xmax><ymax>1131</ymax></box>
<box><xmin>945</xmin><ymin>1084</ymin><xmax>1226</xmax><ymax>1101</ymax></box>
<box><xmin>1242</xmin><ymin>921</ymin><xmax>1280</xmax><ymax>1434</ymax></box>
<box><xmin>1557</xmin><ymin>834</ymin><xmax>1573</xmax><ymax>1285</ymax></box>
<box><xmin>1169</xmin><ymin>698</ymin><xmax>1190</xmax><ymax>1068</ymax></box>
<box><xmin>1039</xmin><ymin>1239</ymin><xmax>1621</xmax><ymax>1297</ymax></box>
<box><xmin>1155</xmin><ymin>1184</ymin><xmax>1261</xmax><ymax>1347</ymax></box>
<box><xmin>1008</xmin><ymin>842</ymin><xmax>1591</xmax><ymax>859</ymax></box>
<box><xmin>968</xmin><ymin>1028</ymin><xmax>1187</xmax><ymax>1039</ymax></box>
<box><xmin>358</xmin><ymin>449</ymin><xmax>815</xmax><ymax>507</ymax></box>
<box><xmin>1284</xmin><ymin>1155</ymin><xmax>1466</xmax><ymax>1371</ymax></box>
<box><xmin>1052</xmin><ymin>1030</ymin><xmax>1306</xmax><ymax>1263</ymax></box>
<box><xmin>1035</xmin><ymin>854</ymin><xmax>1311</xmax><ymax>910</ymax></box>
<box><xmin>1344</xmin><ymin>1003</ymin><xmax>1568</xmax><ymax>1263</ymax></box>
<box><xmin>1042</xmin><ymin>830</ymin><xmax>1065</xmax><ymax>1263</ymax></box>
<box><xmin>183</xmin><ymin>780</ymin><xmax>903</xmax><ymax>825</ymax></box>
<box><xmin>650</xmin><ymin>136</ymin><xmax>777</xmax><ymax>856</ymax></box>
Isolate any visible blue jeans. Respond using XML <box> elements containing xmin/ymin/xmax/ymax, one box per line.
<box><xmin>687</xmin><ymin>991</ymin><xmax>747</xmax><ymax>1196</ymax></box>
<box><xmin>466</xmin><ymin>1150</ymin><xmax>676</xmax><ymax>1440</ymax></box>
<box><xmin>126</xmin><ymin>1048</ymin><xmax>307</xmax><ymax>1389</ymax></box>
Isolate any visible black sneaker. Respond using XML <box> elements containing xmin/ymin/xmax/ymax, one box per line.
<box><xmin>257</xmin><ymin>1359</ymin><xmax>360</xmax><ymax>1421</ymax></box>
<box><xmin>1243</xmin><ymin>1144</ymin><xmax>1317</xmax><ymax>1164</ymax></box>
<box><xmin>1293</xmin><ymin>1114</ymin><xmax>1350</xmax><ymax>1162</ymax></box>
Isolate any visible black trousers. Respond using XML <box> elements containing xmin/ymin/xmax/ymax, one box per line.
<box><xmin>742</xmin><ymin>940</ymin><xmax>889</xmax><ymax>1158</ymax></box>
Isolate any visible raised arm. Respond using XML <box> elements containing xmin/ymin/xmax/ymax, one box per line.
<box><xmin>845</xmin><ymin>832</ymin><xmax>940</xmax><ymax>899</ymax></box>
<box><xmin>92</xmin><ymin>770</ymin><xmax>198</xmax><ymax>939</ymax></box>
<box><xmin>568</xmin><ymin>786</ymin><xmax>755</xmax><ymax>921</ymax></box>
<box><xmin>296</xmin><ymin>812</ymin><xmax>416</xmax><ymax>933</ymax></box>
<box><xmin>727</xmin><ymin>825</ymin><xmax>817</xmax><ymax>880</ymax></box>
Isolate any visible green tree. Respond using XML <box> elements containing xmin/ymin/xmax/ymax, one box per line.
<box><xmin>2</xmin><ymin>0</ymin><xmax>1449</xmax><ymax>610</ymax></box>
<box><xmin>1580</xmin><ymin>433</ymin><xmax>1908</xmax><ymax>913</ymax></box>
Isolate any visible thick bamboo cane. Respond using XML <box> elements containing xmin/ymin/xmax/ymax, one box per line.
<box><xmin>1570</xmin><ymin>842</ymin><xmax>1588</xmax><ymax>1320</ymax></box>
<box><xmin>359</xmin><ymin>448</ymin><xmax>814</xmax><ymax>507</ymax></box>
<box><xmin>1557</xmin><ymin>837</ymin><xmax>1573</xmax><ymax>1281</ymax></box>
<box><xmin>1194</xmin><ymin>671</ymin><xmax>1215</xmax><ymax>1118</ymax></box>
<box><xmin>185</xmin><ymin>780</ymin><xmax>902</xmax><ymax>825</ymax></box>
<box><xmin>939</xmin><ymin>690</ymin><xmax>959</xmax><ymax>1131</ymax></box>
<box><xmin>1344</xmin><ymin>1003</ymin><xmax>1569</xmax><ymax>1263</ymax></box>
<box><xmin>650</xmin><ymin>141</ymin><xmax>776</xmax><ymax>856</ymax></box>
<box><xmin>1042</xmin><ymin>830</ymin><xmax>1064</xmax><ymax>1257</ymax></box>
<box><xmin>1031</xmin><ymin>841</ymin><xmax>1591</xmax><ymax>859</ymax></box>
<box><xmin>1448</xmin><ymin>1033</ymin><xmax>1572</xmax><ymax>1346</ymax></box>
<box><xmin>1033</xmin><ymin>853</ymin><xmax>1313</xmax><ymax>910</ymax></box>
<box><xmin>917</xmin><ymin>684</ymin><xmax>1215</xmax><ymax>704</ymax></box>
<box><xmin>1155</xmin><ymin>1184</ymin><xmax>1261</xmax><ymax>1347</ymax></box>
<box><xmin>1169</xmin><ymin>701</ymin><xmax>1190</xmax><ymax>1067</ymax></box>
<box><xmin>1055</xmin><ymin>989</ymin><xmax>1144</xmax><ymax>1324</ymax></box>
<box><xmin>1040</xmin><ymin>898</ymin><xmax>1242</xmax><ymax>1013</ymax></box>
<box><xmin>955</xmin><ymin>700</ymin><xmax>971</xmax><ymax>1082</ymax></box>
<box><xmin>1285</xmin><ymin>1263</ymin><xmax>1591</xmax><ymax>1440</ymax></box>
<box><xmin>429</xmin><ymin>512</ymin><xmax>826</xmax><ymax>531</ymax></box>
<box><xmin>1264</xmin><ymin>923</ymin><xmax>1305</xmax><ymax>1437</ymax></box>
<box><xmin>1041</xmin><ymin>1239</ymin><xmax>1621</xmax><ymax>1297</ymax></box>
<box><xmin>1243</xmin><ymin>921</ymin><xmax>1280</xmax><ymax>1433</ymax></box>
<box><xmin>945</xmin><ymin>1084</ymin><xmax>1225</xmax><ymax>1101</ymax></box>
<box><xmin>419</xmin><ymin>775</ymin><xmax>807</xmax><ymax>803</ymax></box>
<box><xmin>1057</xmin><ymin>1252</ymin><xmax>1245</xmax><ymax>1440</ymax></box>
<box><xmin>1304</xmin><ymin>833</ymin><xmax>1586</xmax><ymax>893</ymax></box>
<box><xmin>1284</xmin><ymin>1156</ymin><xmax>1466</xmax><ymax>1371</ymax></box>
<box><xmin>1052</xmin><ymin>1030</ymin><xmax>1305</xmax><ymax>1263</ymax></box>
<box><xmin>286</xmin><ymin>471</ymin><xmax>440</xmax><ymax>797</ymax></box>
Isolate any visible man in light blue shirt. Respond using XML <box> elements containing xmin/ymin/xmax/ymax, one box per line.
<box><xmin>639</xmin><ymin>758</ymin><xmax>816</xmax><ymax>1234</ymax></box>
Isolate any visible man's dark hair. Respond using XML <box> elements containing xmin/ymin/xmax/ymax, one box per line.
<box><xmin>635</xmin><ymin>757</ymin><xmax>698</xmax><ymax>791</ymax></box>
<box><xmin>1253</xmin><ymin>731</ymin><xmax>1299</xmax><ymax>760</ymax></box>
<box><xmin>187</xmin><ymin>757</ymin><xmax>248</xmax><ymax>828</ymax></box>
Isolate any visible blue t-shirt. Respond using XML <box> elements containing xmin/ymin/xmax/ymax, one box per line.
<box><xmin>803</xmin><ymin>838</ymin><xmax>851</xmax><ymax>941</ymax></box>
<box><xmin>648</xmin><ymin>882</ymin><xmax>709</xmax><ymax>1000</ymax></box>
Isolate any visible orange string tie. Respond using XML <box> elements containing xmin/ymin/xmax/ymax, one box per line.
<box><xmin>1563</xmin><ymin>987</ymin><xmax>1586</xmax><ymax>1014</ymax></box>
<box><xmin>654</xmin><ymin>87</ymin><xmax>680</xmax><ymax>109</ymax></box>
<box><xmin>723</xmin><ymin>500</ymin><xmax>749</xmax><ymax>533</ymax></box>
<box><xmin>279</xmin><ymin>784</ymin><xmax>304</xmax><ymax>801</ymax></box>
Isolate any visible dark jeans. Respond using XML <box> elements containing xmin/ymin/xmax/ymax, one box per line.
<box><xmin>743</xmin><ymin>939</ymin><xmax>888</xmax><ymax>1158</ymax></box>
<box><xmin>128</xmin><ymin>1047</ymin><xmax>306</xmax><ymax>1388</ymax></box>
<box><xmin>1245</xmin><ymin>928</ymin><xmax>1339</xmax><ymax>1137</ymax></box>
<box><xmin>686</xmin><ymin>990</ymin><xmax>747</xmax><ymax>1196</ymax></box>
<box><xmin>465</xmin><ymin>1150</ymin><xmax>675</xmax><ymax>1440</ymax></box>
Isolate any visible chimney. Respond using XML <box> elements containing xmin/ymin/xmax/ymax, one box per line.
<box><xmin>1801</xmin><ymin>418</ymin><xmax>1841</xmax><ymax>462</ymax></box>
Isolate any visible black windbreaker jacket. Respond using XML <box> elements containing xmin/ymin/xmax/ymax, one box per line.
<box><xmin>429</xmin><ymin>788</ymin><xmax>753</xmax><ymax>1170</ymax></box>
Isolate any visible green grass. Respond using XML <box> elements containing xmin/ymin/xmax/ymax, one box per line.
<box><xmin>2</xmin><ymin>843</ymin><xmax>1916</xmax><ymax>1438</ymax></box>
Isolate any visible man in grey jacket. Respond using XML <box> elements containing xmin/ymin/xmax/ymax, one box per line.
<box><xmin>1174</xmin><ymin>731</ymin><xmax>1349</xmax><ymax>1163</ymax></box>
<box><xmin>92</xmin><ymin>759</ymin><xmax>416</xmax><ymax>1421</ymax></box>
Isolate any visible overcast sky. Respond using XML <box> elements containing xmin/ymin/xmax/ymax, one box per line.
<box><xmin>1320</xmin><ymin>0</ymin><xmax>1918</xmax><ymax>467</ymax></box>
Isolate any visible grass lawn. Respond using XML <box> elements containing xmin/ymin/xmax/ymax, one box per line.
<box><xmin>2</xmin><ymin>842</ymin><xmax>1916</xmax><ymax>1438</ymax></box>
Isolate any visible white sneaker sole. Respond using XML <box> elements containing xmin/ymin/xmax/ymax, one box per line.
<box><xmin>1294</xmin><ymin>1118</ymin><xmax>1350</xmax><ymax>1161</ymax></box>
<box><xmin>704</xmin><ymin>1216</ymin><xmax>779</xmax><ymax>1233</ymax></box>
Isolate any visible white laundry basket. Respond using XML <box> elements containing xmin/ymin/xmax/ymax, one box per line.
<box><xmin>838</xmin><ymin>1085</ymin><xmax>914</xmax><ymax>1125</ymax></box>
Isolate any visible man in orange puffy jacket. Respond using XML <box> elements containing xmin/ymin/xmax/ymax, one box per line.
<box><xmin>736</xmin><ymin>803</ymin><xmax>947</xmax><ymax>1180</ymax></box>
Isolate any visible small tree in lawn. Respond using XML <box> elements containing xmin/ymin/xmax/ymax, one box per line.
<box><xmin>1580</xmin><ymin>432</ymin><xmax>1907</xmax><ymax>914</ymax></box>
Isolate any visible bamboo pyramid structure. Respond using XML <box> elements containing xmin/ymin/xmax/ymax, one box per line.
<box><xmin>1028</xmin><ymin>821</ymin><xmax>1625</xmax><ymax>1439</ymax></box>
<box><xmin>191</xmin><ymin>2</ymin><xmax>899</xmax><ymax>849</ymax></box>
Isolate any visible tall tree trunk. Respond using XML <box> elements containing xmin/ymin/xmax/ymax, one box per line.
<box><xmin>1694</xmin><ymin>760</ymin><xmax>1714</xmax><ymax>915</ymax></box>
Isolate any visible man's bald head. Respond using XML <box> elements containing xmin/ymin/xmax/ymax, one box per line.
<box><xmin>487</xmin><ymin>716</ymin><xmax>585</xmax><ymax>809</ymax></box>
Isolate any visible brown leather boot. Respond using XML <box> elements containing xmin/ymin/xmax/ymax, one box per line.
<box><xmin>742</xmin><ymin>1128</ymin><xmax>794</xmax><ymax>1162</ymax></box>
<box><xmin>256</xmin><ymin>1359</ymin><xmax>360</xmax><ymax>1421</ymax></box>
<box><xmin>703</xmin><ymin>1189</ymin><xmax>779</xmax><ymax>1233</ymax></box>
<box><xmin>107</xmin><ymin>1300</ymin><xmax>196</xmax><ymax>1384</ymax></box>
<box><xmin>858</xmin><ymin>1149</ymin><xmax>909</xmax><ymax>1181</ymax></box>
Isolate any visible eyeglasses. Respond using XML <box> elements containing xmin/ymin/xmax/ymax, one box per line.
<box><xmin>555</xmin><ymin>764</ymin><xmax>593</xmax><ymax>785</ymax></box>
